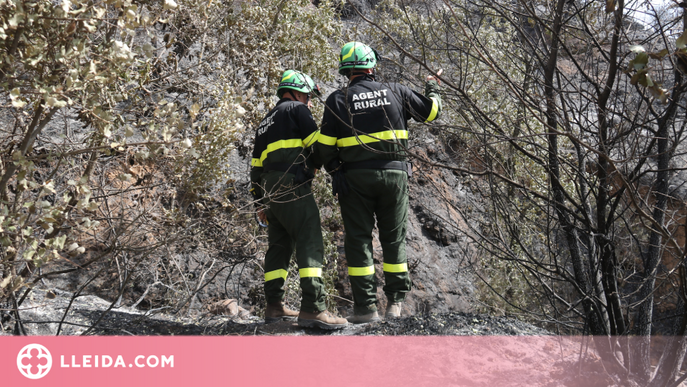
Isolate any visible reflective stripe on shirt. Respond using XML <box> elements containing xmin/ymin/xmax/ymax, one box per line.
<box><xmin>318</xmin><ymin>133</ymin><xmax>338</xmax><ymax>146</ymax></box>
<box><xmin>302</xmin><ymin>130</ymin><xmax>320</xmax><ymax>147</ymax></box>
<box><xmin>334</xmin><ymin>129</ymin><xmax>408</xmax><ymax>148</ymax></box>
<box><xmin>425</xmin><ymin>97</ymin><xmax>439</xmax><ymax>122</ymax></box>
<box><xmin>251</xmin><ymin>138</ymin><xmax>308</xmax><ymax>167</ymax></box>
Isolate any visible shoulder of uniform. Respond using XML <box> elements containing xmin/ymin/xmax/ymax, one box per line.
<box><xmin>328</xmin><ymin>88</ymin><xmax>345</xmax><ymax>97</ymax></box>
<box><xmin>287</xmin><ymin>100</ymin><xmax>305</xmax><ymax>107</ymax></box>
<box><xmin>281</xmin><ymin>99</ymin><xmax>305</xmax><ymax>112</ymax></box>
<box><xmin>325</xmin><ymin>90</ymin><xmax>345</xmax><ymax>103</ymax></box>
<box><xmin>387</xmin><ymin>82</ymin><xmax>406</xmax><ymax>91</ymax></box>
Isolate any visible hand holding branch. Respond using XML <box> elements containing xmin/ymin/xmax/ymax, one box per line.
<box><xmin>427</xmin><ymin>69</ymin><xmax>443</xmax><ymax>85</ymax></box>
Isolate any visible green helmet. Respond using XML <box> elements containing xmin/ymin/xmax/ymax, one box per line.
<box><xmin>277</xmin><ymin>70</ymin><xmax>321</xmax><ymax>98</ymax></box>
<box><xmin>338</xmin><ymin>41</ymin><xmax>378</xmax><ymax>75</ymax></box>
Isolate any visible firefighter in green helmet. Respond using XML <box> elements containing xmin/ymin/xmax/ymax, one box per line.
<box><xmin>250</xmin><ymin>69</ymin><xmax>347</xmax><ymax>329</ymax></box>
<box><xmin>316</xmin><ymin>42</ymin><xmax>442</xmax><ymax>323</ymax></box>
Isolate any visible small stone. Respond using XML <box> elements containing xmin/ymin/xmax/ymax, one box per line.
<box><xmin>209</xmin><ymin>299</ymin><xmax>239</xmax><ymax>316</ymax></box>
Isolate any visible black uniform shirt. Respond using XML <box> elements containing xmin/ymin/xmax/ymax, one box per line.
<box><xmin>250</xmin><ymin>98</ymin><xmax>319</xmax><ymax>200</ymax></box>
<box><xmin>317</xmin><ymin>75</ymin><xmax>440</xmax><ymax>170</ymax></box>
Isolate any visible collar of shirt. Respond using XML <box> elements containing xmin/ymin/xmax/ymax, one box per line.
<box><xmin>348</xmin><ymin>74</ymin><xmax>375</xmax><ymax>85</ymax></box>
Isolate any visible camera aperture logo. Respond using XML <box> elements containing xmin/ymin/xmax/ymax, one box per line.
<box><xmin>17</xmin><ymin>343</ymin><xmax>53</xmax><ymax>380</ymax></box>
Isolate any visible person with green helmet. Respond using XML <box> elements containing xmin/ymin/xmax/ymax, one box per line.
<box><xmin>250</xmin><ymin>69</ymin><xmax>347</xmax><ymax>330</ymax></box>
<box><xmin>316</xmin><ymin>42</ymin><xmax>442</xmax><ymax>323</ymax></box>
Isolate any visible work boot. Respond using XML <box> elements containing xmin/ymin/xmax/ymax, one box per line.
<box><xmin>297</xmin><ymin>310</ymin><xmax>348</xmax><ymax>330</ymax></box>
<box><xmin>385</xmin><ymin>302</ymin><xmax>402</xmax><ymax>319</ymax></box>
<box><xmin>347</xmin><ymin>311</ymin><xmax>381</xmax><ymax>324</ymax></box>
<box><xmin>264</xmin><ymin>302</ymin><xmax>299</xmax><ymax>324</ymax></box>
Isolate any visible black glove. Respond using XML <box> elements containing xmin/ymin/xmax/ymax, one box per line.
<box><xmin>331</xmin><ymin>169</ymin><xmax>348</xmax><ymax>197</ymax></box>
<box><xmin>295</xmin><ymin>166</ymin><xmax>315</xmax><ymax>185</ymax></box>
<box><xmin>326</xmin><ymin>159</ymin><xmax>348</xmax><ymax>197</ymax></box>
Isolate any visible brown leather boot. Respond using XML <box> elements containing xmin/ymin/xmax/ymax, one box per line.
<box><xmin>347</xmin><ymin>311</ymin><xmax>381</xmax><ymax>324</ymax></box>
<box><xmin>385</xmin><ymin>302</ymin><xmax>403</xmax><ymax>319</ymax></box>
<box><xmin>297</xmin><ymin>310</ymin><xmax>347</xmax><ymax>330</ymax></box>
<box><xmin>264</xmin><ymin>302</ymin><xmax>299</xmax><ymax>324</ymax></box>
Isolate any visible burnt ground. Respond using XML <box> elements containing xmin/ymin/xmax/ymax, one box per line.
<box><xmin>37</xmin><ymin>308</ymin><xmax>550</xmax><ymax>337</ymax></box>
<box><xmin>0</xmin><ymin>289</ymin><xmax>550</xmax><ymax>336</ymax></box>
<box><xmin>2</xmin><ymin>285</ymin><xmax>547</xmax><ymax>336</ymax></box>
<box><xmin>4</xmin><ymin>286</ymin><xmax>686</xmax><ymax>386</ymax></box>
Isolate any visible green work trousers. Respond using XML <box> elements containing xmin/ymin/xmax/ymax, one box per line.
<box><xmin>339</xmin><ymin>169</ymin><xmax>411</xmax><ymax>315</ymax></box>
<box><xmin>262</xmin><ymin>171</ymin><xmax>326</xmax><ymax>313</ymax></box>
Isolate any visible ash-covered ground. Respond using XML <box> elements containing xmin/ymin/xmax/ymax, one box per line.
<box><xmin>6</xmin><ymin>287</ymin><xmax>677</xmax><ymax>387</ymax></box>
<box><xmin>1</xmin><ymin>286</ymin><xmax>547</xmax><ymax>336</ymax></box>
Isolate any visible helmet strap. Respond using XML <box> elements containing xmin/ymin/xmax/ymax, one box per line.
<box><xmin>287</xmin><ymin>90</ymin><xmax>309</xmax><ymax>104</ymax></box>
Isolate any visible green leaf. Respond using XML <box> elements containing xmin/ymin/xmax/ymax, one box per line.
<box><xmin>649</xmin><ymin>49</ymin><xmax>669</xmax><ymax>60</ymax></box>
<box><xmin>649</xmin><ymin>85</ymin><xmax>668</xmax><ymax>103</ymax></box>
<box><xmin>677</xmin><ymin>30</ymin><xmax>687</xmax><ymax>49</ymax></box>
<box><xmin>630</xmin><ymin>71</ymin><xmax>641</xmax><ymax>86</ymax></box>
<box><xmin>23</xmin><ymin>249</ymin><xmax>35</xmax><ymax>260</ymax></box>
<box><xmin>83</xmin><ymin>21</ymin><xmax>96</xmax><ymax>33</ymax></box>
<box><xmin>8</xmin><ymin>13</ymin><xmax>24</xmax><ymax>28</ymax></box>
<box><xmin>10</xmin><ymin>87</ymin><xmax>25</xmax><ymax>107</ymax></box>
<box><xmin>635</xmin><ymin>52</ymin><xmax>648</xmax><ymax>70</ymax></box>
<box><xmin>645</xmin><ymin>74</ymin><xmax>654</xmax><ymax>87</ymax></box>
<box><xmin>54</xmin><ymin>235</ymin><xmax>67</xmax><ymax>250</ymax></box>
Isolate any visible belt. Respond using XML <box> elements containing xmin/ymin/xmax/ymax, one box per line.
<box><xmin>344</xmin><ymin>160</ymin><xmax>412</xmax><ymax>177</ymax></box>
<box><xmin>263</xmin><ymin>162</ymin><xmax>302</xmax><ymax>175</ymax></box>
<box><xmin>263</xmin><ymin>162</ymin><xmax>314</xmax><ymax>183</ymax></box>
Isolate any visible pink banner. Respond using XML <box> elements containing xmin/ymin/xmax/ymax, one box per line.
<box><xmin>0</xmin><ymin>335</ymin><xmax>635</xmax><ymax>386</ymax></box>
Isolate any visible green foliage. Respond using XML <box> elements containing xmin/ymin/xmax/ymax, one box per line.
<box><xmin>355</xmin><ymin>0</ymin><xmax>555</xmax><ymax>315</ymax></box>
<box><xmin>627</xmin><ymin>45</ymin><xmax>668</xmax><ymax>103</ymax></box>
<box><xmin>167</xmin><ymin>0</ymin><xmax>342</xmax><ymax>198</ymax></box>
<box><xmin>0</xmin><ymin>0</ymin><xmax>182</xmax><ymax>302</ymax></box>
<box><xmin>365</xmin><ymin>4</ymin><xmax>687</xmax><ymax>370</ymax></box>
<box><xmin>171</xmin><ymin>87</ymin><xmax>247</xmax><ymax>200</ymax></box>
<box><xmin>476</xmin><ymin>256</ymin><xmax>531</xmax><ymax>316</ymax></box>
<box><xmin>0</xmin><ymin>0</ymin><xmax>345</xmax><ymax>319</ymax></box>
<box><xmin>216</xmin><ymin>0</ymin><xmax>341</xmax><ymax>126</ymax></box>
